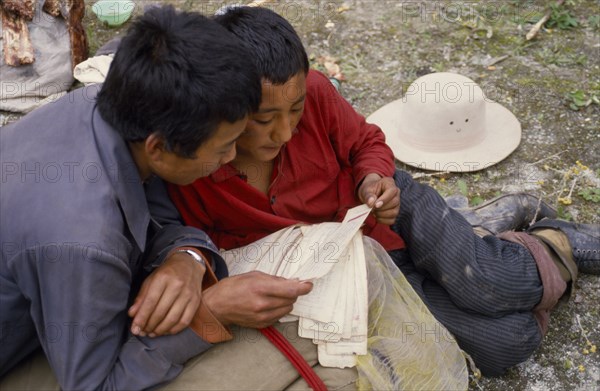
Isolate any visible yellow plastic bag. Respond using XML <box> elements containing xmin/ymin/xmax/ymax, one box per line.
<box><xmin>357</xmin><ymin>236</ymin><xmax>468</xmax><ymax>390</ymax></box>
<box><xmin>222</xmin><ymin>224</ymin><xmax>469</xmax><ymax>390</ymax></box>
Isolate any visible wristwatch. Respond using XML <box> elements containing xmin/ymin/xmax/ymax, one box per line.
<box><xmin>175</xmin><ymin>249</ymin><xmax>206</xmax><ymax>268</ymax></box>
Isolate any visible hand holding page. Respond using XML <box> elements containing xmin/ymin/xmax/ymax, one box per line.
<box><xmin>221</xmin><ymin>204</ymin><xmax>372</xmax><ymax>367</ymax></box>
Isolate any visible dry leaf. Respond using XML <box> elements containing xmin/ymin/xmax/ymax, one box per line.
<box><xmin>337</xmin><ymin>5</ymin><xmax>351</xmax><ymax>13</ymax></box>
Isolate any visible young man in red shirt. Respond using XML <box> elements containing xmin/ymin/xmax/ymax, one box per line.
<box><xmin>169</xmin><ymin>6</ymin><xmax>599</xmax><ymax>378</ymax></box>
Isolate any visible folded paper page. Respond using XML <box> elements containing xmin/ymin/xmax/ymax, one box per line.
<box><xmin>221</xmin><ymin>204</ymin><xmax>372</xmax><ymax>367</ymax></box>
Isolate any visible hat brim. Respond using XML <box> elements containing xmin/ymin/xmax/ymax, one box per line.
<box><xmin>367</xmin><ymin>100</ymin><xmax>521</xmax><ymax>172</ymax></box>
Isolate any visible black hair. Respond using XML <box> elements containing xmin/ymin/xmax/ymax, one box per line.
<box><xmin>214</xmin><ymin>6</ymin><xmax>309</xmax><ymax>84</ymax></box>
<box><xmin>97</xmin><ymin>6</ymin><xmax>261</xmax><ymax>158</ymax></box>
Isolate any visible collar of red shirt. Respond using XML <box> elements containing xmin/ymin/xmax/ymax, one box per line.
<box><xmin>210</xmin><ymin>163</ymin><xmax>243</xmax><ymax>183</ymax></box>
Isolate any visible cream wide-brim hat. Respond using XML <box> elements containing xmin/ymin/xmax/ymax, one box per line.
<box><xmin>367</xmin><ymin>72</ymin><xmax>521</xmax><ymax>173</ymax></box>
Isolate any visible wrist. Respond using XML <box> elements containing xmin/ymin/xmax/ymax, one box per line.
<box><xmin>171</xmin><ymin>247</ymin><xmax>220</xmax><ymax>291</ymax></box>
<box><xmin>169</xmin><ymin>247</ymin><xmax>219</xmax><ymax>290</ymax></box>
<box><xmin>363</xmin><ymin>172</ymin><xmax>382</xmax><ymax>184</ymax></box>
<box><xmin>200</xmin><ymin>287</ymin><xmax>228</xmax><ymax>326</ymax></box>
<box><xmin>190</xmin><ymin>288</ymin><xmax>232</xmax><ymax>343</ymax></box>
<box><xmin>358</xmin><ymin>173</ymin><xmax>382</xmax><ymax>189</ymax></box>
<box><xmin>174</xmin><ymin>247</ymin><xmax>207</xmax><ymax>269</ymax></box>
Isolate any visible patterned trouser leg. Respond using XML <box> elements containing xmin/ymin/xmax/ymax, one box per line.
<box><xmin>389</xmin><ymin>170</ymin><xmax>544</xmax><ymax>376</ymax></box>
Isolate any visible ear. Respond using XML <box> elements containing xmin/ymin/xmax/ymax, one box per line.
<box><xmin>144</xmin><ymin>133</ymin><xmax>167</xmax><ymax>163</ymax></box>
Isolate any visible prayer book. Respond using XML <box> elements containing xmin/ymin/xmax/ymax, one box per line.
<box><xmin>221</xmin><ymin>205</ymin><xmax>372</xmax><ymax>368</ymax></box>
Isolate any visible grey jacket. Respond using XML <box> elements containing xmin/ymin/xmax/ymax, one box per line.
<box><xmin>0</xmin><ymin>86</ymin><xmax>226</xmax><ymax>390</ymax></box>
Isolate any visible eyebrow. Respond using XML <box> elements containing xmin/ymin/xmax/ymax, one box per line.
<box><xmin>257</xmin><ymin>94</ymin><xmax>306</xmax><ymax>114</ymax></box>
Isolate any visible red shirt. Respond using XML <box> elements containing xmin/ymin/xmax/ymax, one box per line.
<box><xmin>169</xmin><ymin>70</ymin><xmax>405</xmax><ymax>251</ymax></box>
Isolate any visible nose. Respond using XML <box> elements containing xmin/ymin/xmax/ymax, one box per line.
<box><xmin>271</xmin><ymin>115</ymin><xmax>293</xmax><ymax>144</ymax></box>
<box><xmin>221</xmin><ymin>144</ymin><xmax>237</xmax><ymax>164</ymax></box>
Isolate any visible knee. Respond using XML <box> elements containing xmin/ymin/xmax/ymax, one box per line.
<box><xmin>392</xmin><ymin>169</ymin><xmax>413</xmax><ymax>190</ymax></box>
<box><xmin>465</xmin><ymin>318</ymin><xmax>542</xmax><ymax>376</ymax></box>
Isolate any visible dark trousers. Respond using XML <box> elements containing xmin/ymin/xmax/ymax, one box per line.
<box><xmin>389</xmin><ymin>170</ymin><xmax>543</xmax><ymax>376</ymax></box>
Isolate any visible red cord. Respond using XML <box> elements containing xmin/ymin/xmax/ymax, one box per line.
<box><xmin>260</xmin><ymin>326</ymin><xmax>328</xmax><ymax>391</ymax></box>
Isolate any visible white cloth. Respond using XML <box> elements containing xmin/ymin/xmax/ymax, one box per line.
<box><xmin>73</xmin><ymin>54</ymin><xmax>114</xmax><ymax>85</ymax></box>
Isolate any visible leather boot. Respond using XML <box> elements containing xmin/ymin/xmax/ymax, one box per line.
<box><xmin>454</xmin><ymin>193</ymin><xmax>557</xmax><ymax>235</ymax></box>
<box><xmin>529</xmin><ymin>219</ymin><xmax>600</xmax><ymax>275</ymax></box>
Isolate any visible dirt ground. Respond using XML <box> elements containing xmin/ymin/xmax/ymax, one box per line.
<box><xmin>2</xmin><ymin>0</ymin><xmax>599</xmax><ymax>390</ymax></box>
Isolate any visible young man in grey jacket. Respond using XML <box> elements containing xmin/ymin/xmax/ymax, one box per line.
<box><xmin>0</xmin><ymin>6</ymin><xmax>311</xmax><ymax>390</ymax></box>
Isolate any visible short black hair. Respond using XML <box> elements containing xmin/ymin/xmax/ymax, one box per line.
<box><xmin>97</xmin><ymin>6</ymin><xmax>261</xmax><ymax>158</ymax></box>
<box><xmin>214</xmin><ymin>6</ymin><xmax>309</xmax><ymax>84</ymax></box>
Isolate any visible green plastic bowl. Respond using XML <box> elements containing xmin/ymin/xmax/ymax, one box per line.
<box><xmin>92</xmin><ymin>0</ymin><xmax>135</xmax><ymax>27</ymax></box>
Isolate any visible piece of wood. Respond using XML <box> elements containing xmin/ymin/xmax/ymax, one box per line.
<box><xmin>42</xmin><ymin>0</ymin><xmax>62</xmax><ymax>17</ymax></box>
<box><xmin>60</xmin><ymin>0</ymin><xmax>88</xmax><ymax>68</ymax></box>
<box><xmin>1</xmin><ymin>0</ymin><xmax>35</xmax><ymax>20</ymax></box>
<box><xmin>1</xmin><ymin>6</ymin><xmax>34</xmax><ymax>66</ymax></box>
<box><xmin>486</xmin><ymin>55</ymin><xmax>510</xmax><ymax>67</ymax></box>
<box><xmin>526</xmin><ymin>0</ymin><xmax>565</xmax><ymax>41</ymax></box>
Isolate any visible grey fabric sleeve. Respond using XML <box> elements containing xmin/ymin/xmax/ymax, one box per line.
<box><xmin>9</xmin><ymin>245</ymin><xmax>212</xmax><ymax>390</ymax></box>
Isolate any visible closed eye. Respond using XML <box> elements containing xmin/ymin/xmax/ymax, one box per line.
<box><xmin>253</xmin><ymin>118</ymin><xmax>273</xmax><ymax>125</ymax></box>
<box><xmin>292</xmin><ymin>101</ymin><xmax>305</xmax><ymax>113</ymax></box>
